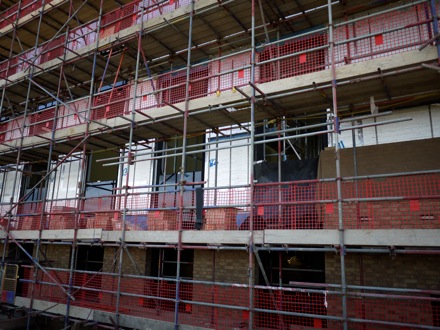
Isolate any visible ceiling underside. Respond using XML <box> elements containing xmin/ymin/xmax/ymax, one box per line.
<box><xmin>1</xmin><ymin>61</ymin><xmax>439</xmax><ymax>166</ymax></box>
<box><xmin>0</xmin><ymin>0</ymin><xmax>439</xmax><ymax>165</ymax></box>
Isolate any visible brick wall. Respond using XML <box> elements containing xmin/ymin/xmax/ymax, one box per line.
<box><xmin>325</xmin><ymin>253</ymin><xmax>440</xmax><ymax>328</ymax></box>
<box><xmin>326</xmin><ymin>253</ymin><xmax>440</xmax><ymax>289</ymax></box>
<box><xmin>40</xmin><ymin>244</ymin><xmax>71</xmax><ymax>269</ymax></box>
<box><xmin>102</xmin><ymin>246</ymin><xmax>145</xmax><ymax>274</ymax></box>
<box><xmin>101</xmin><ymin>247</ymin><xmax>147</xmax><ymax>310</ymax></box>
<box><xmin>193</xmin><ymin>250</ymin><xmax>251</xmax><ymax>283</ymax></box>
<box><xmin>320</xmin><ymin>199</ymin><xmax>440</xmax><ymax>230</ymax></box>
<box><xmin>192</xmin><ymin>250</ymin><xmax>253</xmax><ymax>328</ymax></box>
<box><xmin>23</xmin><ymin>244</ymin><xmax>72</xmax><ymax>302</ymax></box>
<box><xmin>122</xmin><ymin>247</ymin><xmax>146</xmax><ymax>275</ymax></box>
<box><xmin>102</xmin><ymin>246</ymin><xmax>118</xmax><ymax>273</ymax></box>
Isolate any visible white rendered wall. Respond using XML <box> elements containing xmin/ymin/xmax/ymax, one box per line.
<box><xmin>205</xmin><ymin>127</ymin><xmax>250</xmax><ymax>188</ymax></box>
<box><xmin>0</xmin><ymin>168</ymin><xmax>22</xmax><ymax>216</ymax></box>
<box><xmin>334</xmin><ymin>105</ymin><xmax>439</xmax><ymax>149</ymax></box>
<box><xmin>118</xmin><ymin>144</ymin><xmax>154</xmax><ymax>212</ymax></box>
<box><xmin>431</xmin><ymin>104</ymin><xmax>440</xmax><ymax>137</ymax></box>
<box><xmin>204</xmin><ymin>127</ymin><xmax>250</xmax><ymax>207</ymax></box>
<box><xmin>47</xmin><ymin>157</ymin><xmax>82</xmax><ymax>205</ymax></box>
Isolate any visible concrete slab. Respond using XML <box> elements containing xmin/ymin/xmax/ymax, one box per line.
<box><xmin>8</xmin><ymin>230</ymin><xmax>37</xmax><ymax>240</ymax></box>
<box><xmin>15</xmin><ymin>297</ymin><xmax>93</xmax><ymax>320</ymax></box>
<box><xmin>4</xmin><ymin>228</ymin><xmax>440</xmax><ymax>247</ymax></box>
<box><xmin>182</xmin><ymin>230</ymin><xmax>264</xmax><ymax>245</ymax></box>
<box><xmin>38</xmin><ymin>229</ymin><xmax>103</xmax><ymax>240</ymax></box>
<box><xmin>345</xmin><ymin>229</ymin><xmax>440</xmax><ymax>247</ymax></box>
<box><xmin>94</xmin><ymin>310</ymin><xmax>213</xmax><ymax>330</ymax></box>
<box><xmin>124</xmin><ymin>230</ymin><xmax>179</xmax><ymax>243</ymax></box>
<box><xmin>264</xmin><ymin>230</ymin><xmax>340</xmax><ymax>245</ymax></box>
<box><xmin>264</xmin><ymin>229</ymin><xmax>440</xmax><ymax>247</ymax></box>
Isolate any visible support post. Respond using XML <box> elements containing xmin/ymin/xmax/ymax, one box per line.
<box><xmin>328</xmin><ymin>1</ymin><xmax>348</xmax><ymax>329</ymax></box>
<box><xmin>174</xmin><ymin>1</ymin><xmax>195</xmax><ymax>328</ymax></box>
<box><xmin>248</xmin><ymin>0</ymin><xmax>257</xmax><ymax>328</ymax></box>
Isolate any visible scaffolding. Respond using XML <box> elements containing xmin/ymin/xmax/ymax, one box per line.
<box><xmin>0</xmin><ymin>0</ymin><xmax>439</xmax><ymax>329</ymax></box>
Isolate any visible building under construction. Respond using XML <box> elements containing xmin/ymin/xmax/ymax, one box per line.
<box><xmin>0</xmin><ymin>0</ymin><xmax>439</xmax><ymax>329</ymax></box>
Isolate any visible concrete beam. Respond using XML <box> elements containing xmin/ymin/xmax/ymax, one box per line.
<box><xmin>9</xmin><ymin>230</ymin><xmax>39</xmax><ymax>240</ymax></box>
<box><xmin>264</xmin><ymin>229</ymin><xmax>339</xmax><ymax>245</ymax></box>
<box><xmin>344</xmin><ymin>229</ymin><xmax>440</xmax><ymax>247</ymax></box>
<box><xmin>95</xmin><ymin>310</ymin><xmax>212</xmax><ymax>330</ymax></box>
<box><xmin>3</xmin><ymin>229</ymin><xmax>439</xmax><ymax>247</ymax></box>
<box><xmin>41</xmin><ymin>229</ymin><xmax>103</xmax><ymax>240</ymax></box>
<box><xmin>16</xmin><ymin>297</ymin><xmax>212</xmax><ymax>330</ymax></box>
<box><xmin>15</xmin><ymin>297</ymin><xmax>93</xmax><ymax>320</ymax></box>
<box><xmin>182</xmin><ymin>230</ymin><xmax>263</xmax><ymax>245</ymax></box>
<box><xmin>121</xmin><ymin>230</ymin><xmax>179</xmax><ymax>243</ymax></box>
<box><xmin>264</xmin><ymin>229</ymin><xmax>440</xmax><ymax>247</ymax></box>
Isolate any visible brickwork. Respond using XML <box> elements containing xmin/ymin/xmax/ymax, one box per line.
<box><xmin>49</xmin><ymin>206</ymin><xmax>76</xmax><ymax>229</ymax></box>
<box><xmin>203</xmin><ymin>208</ymin><xmax>238</xmax><ymax>230</ymax></box>
<box><xmin>193</xmin><ymin>250</ymin><xmax>213</xmax><ymax>282</ymax></box>
<box><xmin>100</xmin><ymin>247</ymin><xmax>146</xmax><ymax>308</ymax></box>
<box><xmin>326</xmin><ymin>253</ymin><xmax>440</xmax><ymax>288</ymax></box>
<box><xmin>84</xmin><ymin>211</ymin><xmax>122</xmax><ymax>230</ymax></box>
<box><xmin>325</xmin><ymin>253</ymin><xmax>440</xmax><ymax>328</ymax></box>
<box><xmin>148</xmin><ymin>210</ymin><xmax>177</xmax><ymax>230</ymax></box>
<box><xmin>40</xmin><ymin>245</ymin><xmax>71</xmax><ymax>269</ymax></box>
<box><xmin>192</xmin><ymin>250</ymin><xmax>253</xmax><ymax>328</ymax></box>
<box><xmin>122</xmin><ymin>247</ymin><xmax>146</xmax><ymax>275</ymax></box>
<box><xmin>318</xmin><ymin>174</ymin><xmax>440</xmax><ymax>229</ymax></box>
<box><xmin>102</xmin><ymin>247</ymin><xmax>146</xmax><ymax>275</ymax></box>
<box><xmin>193</xmin><ymin>250</ymin><xmax>250</xmax><ymax>283</ymax></box>
<box><xmin>26</xmin><ymin>244</ymin><xmax>72</xmax><ymax>302</ymax></box>
<box><xmin>102</xmin><ymin>246</ymin><xmax>118</xmax><ymax>273</ymax></box>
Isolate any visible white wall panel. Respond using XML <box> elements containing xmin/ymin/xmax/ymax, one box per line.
<box><xmin>335</xmin><ymin>105</ymin><xmax>436</xmax><ymax>148</ymax></box>
<box><xmin>0</xmin><ymin>168</ymin><xmax>22</xmax><ymax>216</ymax></box>
<box><xmin>204</xmin><ymin>129</ymin><xmax>250</xmax><ymax>208</ymax></box>
<box><xmin>431</xmin><ymin>104</ymin><xmax>440</xmax><ymax>138</ymax></box>
<box><xmin>204</xmin><ymin>133</ymin><xmax>250</xmax><ymax>188</ymax></box>
<box><xmin>118</xmin><ymin>145</ymin><xmax>154</xmax><ymax>212</ymax></box>
<box><xmin>48</xmin><ymin>158</ymin><xmax>81</xmax><ymax>201</ymax></box>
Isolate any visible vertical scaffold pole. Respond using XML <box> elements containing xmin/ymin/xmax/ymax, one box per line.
<box><xmin>328</xmin><ymin>1</ymin><xmax>348</xmax><ymax>329</ymax></box>
<box><xmin>174</xmin><ymin>1</ymin><xmax>195</xmax><ymax>328</ymax></box>
<box><xmin>248</xmin><ymin>0</ymin><xmax>257</xmax><ymax>328</ymax></box>
<box><xmin>114</xmin><ymin>5</ymin><xmax>144</xmax><ymax>327</ymax></box>
<box><xmin>30</xmin><ymin>0</ymin><xmax>67</xmax><ymax>326</ymax></box>
<box><xmin>64</xmin><ymin>0</ymin><xmax>104</xmax><ymax>327</ymax></box>
<box><xmin>0</xmin><ymin>0</ymin><xmax>24</xmax><ymax>273</ymax></box>
<box><xmin>429</xmin><ymin>0</ymin><xmax>440</xmax><ymax>63</ymax></box>
<box><xmin>12</xmin><ymin>2</ymin><xmax>47</xmax><ymax>328</ymax></box>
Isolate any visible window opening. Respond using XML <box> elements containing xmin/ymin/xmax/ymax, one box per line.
<box><xmin>74</xmin><ymin>246</ymin><xmax>104</xmax><ymax>302</ymax></box>
<box><xmin>257</xmin><ymin>251</ymin><xmax>327</xmax><ymax>328</ymax></box>
<box><xmin>144</xmin><ymin>248</ymin><xmax>194</xmax><ymax>313</ymax></box>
